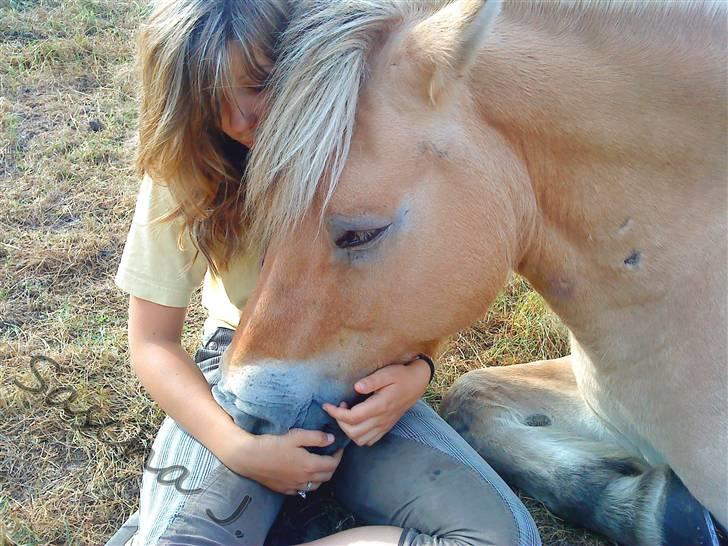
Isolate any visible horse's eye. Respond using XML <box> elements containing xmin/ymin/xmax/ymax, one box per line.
<box><xmin>334</xmin><ymin>225</ymin><xmax>391</xmax><ymax>250</ymax></box>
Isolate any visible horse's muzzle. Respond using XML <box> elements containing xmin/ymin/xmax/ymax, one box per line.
<box><xmin>211</xmin><ymin>361</ymin><xmax>366</xmax><ymax>455</ymax></box>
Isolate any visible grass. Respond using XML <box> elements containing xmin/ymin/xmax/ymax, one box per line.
<box><xmin>0</xmin><ymin>2</ymin><xmax>614</xmax><ymax>545</ymax></box>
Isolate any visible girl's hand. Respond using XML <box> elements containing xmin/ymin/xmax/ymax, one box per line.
<box><xmin>322</xmin><ymin>359</ymin><xmax>431</xmax><ymax>447</ymax></box>
<box><xmin>219</xmin><ymin>428</ymin><xmax>344</xmax><ymax>495</ymax></box>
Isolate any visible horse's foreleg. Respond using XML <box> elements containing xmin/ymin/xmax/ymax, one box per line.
<box><xmin>441</xmin><ymin>357</ymin><xmax>718</xmax><ymax>546</ymax></box>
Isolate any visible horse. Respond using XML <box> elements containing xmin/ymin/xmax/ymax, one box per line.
<box><xmin>213</xmin><ymin>1</ymin><xmax>727</xmax><ymax>543</ymax></box>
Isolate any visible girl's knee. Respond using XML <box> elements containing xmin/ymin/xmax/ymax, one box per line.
<box><xmin>398</xmin><ymin>511</ymin><xmax>539</xmax><ymax>546</ymax></box>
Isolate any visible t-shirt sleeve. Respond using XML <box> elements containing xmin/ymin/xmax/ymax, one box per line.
<box><xmin>114</xmin><ymin>175</ymin><xmax>208</xmax><ymax>308</ymax></box>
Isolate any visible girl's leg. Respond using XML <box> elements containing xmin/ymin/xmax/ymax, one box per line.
<box><xmin>155</xmin><ymin>448</ymin><xmax>285</xmax><ymax>544</ymax></box>
<box><xmin>105</xmin><ymin>328</ymin><xmax>285</xmax><ymax>546</ymax></box>
<box><xmin>331</xmin><ymin>399</ymin><xmax>541</xmax><ymax>546</ymax></box>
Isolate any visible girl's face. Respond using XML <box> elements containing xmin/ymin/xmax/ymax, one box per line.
<box><xmin>219</xmin><ymin>45</ymin><xmax>272</xmax><ymax>149</ymax></box>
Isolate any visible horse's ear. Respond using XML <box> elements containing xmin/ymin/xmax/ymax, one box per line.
<box><xmin>414</xmin><ymin>0</ymin><xmax>503</xmax><ymax>103</ymax></box>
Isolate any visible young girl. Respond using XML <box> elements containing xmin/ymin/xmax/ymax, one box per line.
<box><xmin>106</xmin><ymin>1</ymin><xmax>540</xmax><ymax>544</ymax></box>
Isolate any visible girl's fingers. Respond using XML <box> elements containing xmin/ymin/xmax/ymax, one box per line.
<box><xmin>353</xmin><ymin>428</ymin><xmax>376</xmax><ymax>445</ymax></box>
<box><xmin>288</xmin><ymin>428</ymin><xmax>335</xmax><ymax>447</ymax></box>
<box><xmin>341</xmin><ymin>418</ymin><xmax>384</xmax><ymax>441</ymax></box>
<box><xmin>364</xmin><ymin>430</ymin><xmax>386</xmax><ymax>446</ymax></box>
<box><xmin>354</xmin><ymin>365</ymin><xmax>399</xmax><ymax>394</ymax></box>
<box><xmin>354</xmin><ymin>424</ymin><xmax>388</xmax><ymax>446</ymax></box>
<box><xmin>336</xmin><ymin>418</ymin><xmax>351</xmax><ymax>434</ymax></box>
<box><xmin>302</xmin><ymin>451</ymin><xmax>342</xmax><ymax>473</ymax></box>
<box><xmin>322</xmin><ymin>402</ymin><xmax>353</xmax><ymax>423</ymax></box>
<box><xmin>336</xmin><ymin>420</ymin><xmax>360</xmax><ymax>442</ymax></box>
<box><xmin>324</xmin><ymin>395</ymin><xmax>387</xmax><ymax>425</ymax></box>
<box><xmin>310</xmin><ymin>471</ymin><xmax>334</xmax><ymax>483</ymax></box>
<box><xmin>331</xmin><ymin>447</ymin><xmax>344</xmax><ymax>463</ymax></box>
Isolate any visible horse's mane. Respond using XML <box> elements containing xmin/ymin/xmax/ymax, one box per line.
<box><xmin>244</xmin><ymin>0</ymin><xmax>725</xmax><ymax>247</ymax></box>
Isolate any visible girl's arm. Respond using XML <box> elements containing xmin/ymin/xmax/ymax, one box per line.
<box><xmin>128</xmin><ymin>295</ymin><xmax>240</xmax><ymax>454</ymax></box>
<box><xmin>128</xmin><ymin>295</ymin><xmax>342</xmax><ymax>494</ymax></box>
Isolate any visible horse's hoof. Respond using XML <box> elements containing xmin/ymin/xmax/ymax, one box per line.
<box><xmin>662</xmin><ymin>471</ymin><xmax>721</xmax><ymax>546</ymax></box>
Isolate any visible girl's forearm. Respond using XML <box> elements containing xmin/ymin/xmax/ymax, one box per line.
<box><xmin>131</xmin><ymin>340</ymin><xmax>249</xmax><ymax>458</ymax></box>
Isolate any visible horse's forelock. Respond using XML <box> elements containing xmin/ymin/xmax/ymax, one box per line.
<box><xmin>244</xmin><ymin>0</ymin><xmax>726</xmax><ymax>251</ymax></box>
<box><xmin>244</xmin><ymin>0</ymin><xmax>440</xmax><ymax>249</ymax></box>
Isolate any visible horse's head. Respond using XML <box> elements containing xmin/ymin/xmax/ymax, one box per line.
<box><xmin>214</xmin><ymin>0</ymin><xmax>534</xmax><ymax>449</ymax></box>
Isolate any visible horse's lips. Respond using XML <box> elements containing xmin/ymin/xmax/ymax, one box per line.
<box><xmin>211</xmin><ymin>364</ymin><xmax>365</xmax><ymax>456</ymax></box>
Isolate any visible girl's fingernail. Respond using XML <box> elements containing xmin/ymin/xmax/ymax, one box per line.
<box><xmin>327</xmin><ymin>433</ymin><xmax>335</xmax><ymax>443</ymax></box>
<box><xmin>355</xmin><ymin>382</ymin><xmax>364</xmax><ymax>390</ymax></box>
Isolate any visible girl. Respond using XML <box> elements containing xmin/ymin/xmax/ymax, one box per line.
<box><xmin>106</xmin><ymin>1</ymin><xmax>540</xmax><ymax>544</ymax></box>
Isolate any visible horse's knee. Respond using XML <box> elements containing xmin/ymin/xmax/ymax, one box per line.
<box><xmin>441</xmin><ymin>369</ymin><xmax>520</xmax><ymax>446</ymax></box>
<box><xmin>442</xmin><ymin>369</ymin><xmax>498</xmax><ymax>419</ymax></box>
<box><xmin>441</xmin><ymin>359</ymin><xmax>582</xmax><ymax>453</ymax></box>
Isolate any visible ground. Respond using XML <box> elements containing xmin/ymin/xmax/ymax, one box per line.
<box><xmin>0</xmin><ymin>1</ymin><xmax>614</xmax><ymax>545</ymax></box>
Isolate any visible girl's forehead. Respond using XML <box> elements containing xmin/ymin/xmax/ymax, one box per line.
<box><xmin>228</xmin><ymin>43</ymin><xmax>273</xmax><ymax>80</ymax></box>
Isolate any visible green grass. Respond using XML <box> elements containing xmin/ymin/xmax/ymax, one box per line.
<box><xmin>0</xmin><ymin>2</ymin><xmax>613</xmax><ymax>544</ymax></box>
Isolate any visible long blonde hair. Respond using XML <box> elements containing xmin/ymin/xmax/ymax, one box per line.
<box><xmin>136</xmin><ymin>0</ymin><xmax>288</xmax><ymax>272</ymax></box>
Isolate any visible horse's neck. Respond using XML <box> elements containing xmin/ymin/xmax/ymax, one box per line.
<box><xmin>476</xmin><ymin>3</ymin><xmax>726</xmax><ymax>356</ymax></box>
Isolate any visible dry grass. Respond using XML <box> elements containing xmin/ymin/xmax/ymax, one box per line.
<box><xmin>0</xmin><ymin>2</ymin><xmax>614</xmax><ymax>545</ymax></box>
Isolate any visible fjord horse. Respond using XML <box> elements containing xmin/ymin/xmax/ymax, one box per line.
<box><xmin>218</xmin><ymin>1</ymin><xmax>727</xmax><ymax>543</ymax></box>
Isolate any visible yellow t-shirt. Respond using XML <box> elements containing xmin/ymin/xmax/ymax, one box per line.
<box><xmin>114</xmin><ymin>176</ymin><xmax>260</xmax><ymax>339</ymax></box>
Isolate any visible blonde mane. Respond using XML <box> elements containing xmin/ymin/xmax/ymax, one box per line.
<box><xmin>244</xmin><ymin>0</ymin><xmax>726</xmax><ymax>247</ymax></box>
<box><xmin>244</xmin><ymin>0</ymin><xmax>429</xmax><ymax>247</ymax></box>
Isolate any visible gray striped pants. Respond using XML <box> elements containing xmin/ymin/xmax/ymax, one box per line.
<box><xmin>106</xmin><ymin>328</ymin><xmax>540</xmax><ymax>545</ymax></box>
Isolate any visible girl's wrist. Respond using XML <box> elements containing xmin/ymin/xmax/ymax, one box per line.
<box><xmin>415</xmin><ymin>354</ymin><xmax>436</xmax><ymax>384</ymax></box>
<box><xmin>407</xmin><ymin>357</ymin><xmax>434</xmax><ymax>387</ymax></box>
<box><xmin>209</xmin><ymin>414</ymin><xmax>255</xmax><ymax>472</ymax></box>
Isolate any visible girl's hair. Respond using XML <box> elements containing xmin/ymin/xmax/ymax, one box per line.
<box><xmin>136</xmin><ymin>0</ymin><xmax>288</xmax><ymax>273</ymax></box>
